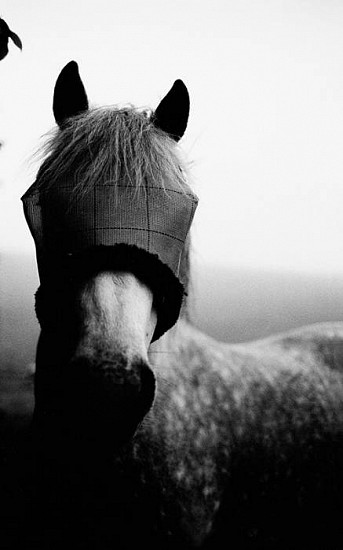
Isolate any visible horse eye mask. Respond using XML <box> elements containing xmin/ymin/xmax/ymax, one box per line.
<box><xmin>21</xmin><ymin>177</ymin><xmax>198</xmax><ymax>281</ymax></box>
<box><xmin>22</xmin><ymin>176</ymin><xmax>197</xmax><ymax>342</ymax></box>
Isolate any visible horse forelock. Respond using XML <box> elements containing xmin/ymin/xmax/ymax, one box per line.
<box><xmin>34</xmin><ymin>106</ymin><xmax>192</xmax><ymax>201</ymax></box>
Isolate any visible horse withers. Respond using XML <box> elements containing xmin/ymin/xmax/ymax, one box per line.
<box><xmin>2</xmin><ymin>61</ymin><xmax>343</xmax><ymax>549</ymax></box>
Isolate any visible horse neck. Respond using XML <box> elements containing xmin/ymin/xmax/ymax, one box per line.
<box><xmin>178</xmin><ymin>236</ymin><xmax>193</xmax><ymax>320</ymax></box>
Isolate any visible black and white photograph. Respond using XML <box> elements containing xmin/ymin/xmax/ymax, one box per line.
<box><xmin>1</xmin><ymin>1</ymin><xmax>343</xmax><ymax>548</ymax></box>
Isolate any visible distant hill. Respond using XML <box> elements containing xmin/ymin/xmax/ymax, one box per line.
<box><xmin>0</xmin><ymin>253</ymin><xmax>39</xmax><ymax>371</ymax></box>
<box><xmin>192</xmin><ymin>263</ymin><xmax>343</xmax><ymax>343</ymax></box>
<box><xmin>1</xmin><ymin>252</ymin><xmax>343</xmax><ymax>371</ymax></box>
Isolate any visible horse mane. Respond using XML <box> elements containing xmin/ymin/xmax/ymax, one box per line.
<box><xmin>35</xmin><ymin>106</ymin><xmax>191</xmax><ymax>200</ymax></box>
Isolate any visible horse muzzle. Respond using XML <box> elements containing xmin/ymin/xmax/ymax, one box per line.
<box><xmin>33</xmin><ymin>351</ymin><xmax>156</xmax><ymax>457</ymax></box>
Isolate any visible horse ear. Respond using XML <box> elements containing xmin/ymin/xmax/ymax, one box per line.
<box><xmin>53</xmin><ymin>61</ymin><xmax>89</xmax><ymax>127</ymax></box>
<box><xmin>153</xmin><ymin>80</ymin><xmax>190</xmax><ymax>141</ymax></box>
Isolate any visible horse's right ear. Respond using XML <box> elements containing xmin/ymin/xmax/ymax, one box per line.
<box><xmin>53</xmin><ymin>61</ymin><xmax>89</xmax><ymax>127</ymax></box>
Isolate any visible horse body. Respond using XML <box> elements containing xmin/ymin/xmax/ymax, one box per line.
<box><xmin>143</xmin><ymin>320</ymin><xmax>343</xmax><ymax>548</ymax></box>
<box><xmin>2</xmin><ymin>311</ymin><xmax>343</xmax><ymax>547</ymax></box>
<box><xmin>2</xmin><ymin>61</ymin><xmax>343</xmax><ymax>548</ymax></box>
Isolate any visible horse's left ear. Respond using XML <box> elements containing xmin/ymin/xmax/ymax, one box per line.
<box><xmin>53</xmin><ymin>60</ymin><xmax>89</xmax><ymax>127</ymax></box>
<box><xmin>153</xmin><ymin>80</ymin><xmax>190</xmax><ymax>141</ymax></box>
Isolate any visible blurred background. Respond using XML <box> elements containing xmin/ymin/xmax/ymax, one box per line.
<box><xmin>2</xmin><ymin>0</ymin><xmax>343</xmax><ymax>374</ymax></box>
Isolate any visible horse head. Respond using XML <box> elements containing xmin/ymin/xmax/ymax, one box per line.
<box><xmin>22</xmin><ymin>61</ymin><xmax>198</xmax><ymax>457</ymax></box>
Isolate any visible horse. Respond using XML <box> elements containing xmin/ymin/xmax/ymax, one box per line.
<box><xmin>1</xmin><ymin>60</ymin><xmax>343</xmax><ymax>549</ymax></box>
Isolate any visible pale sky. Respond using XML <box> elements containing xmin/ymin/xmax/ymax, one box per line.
<box><xmin>2</xmin><ymin>0</ymin><xmax>343</xmax><ymax>274</ymax></box>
